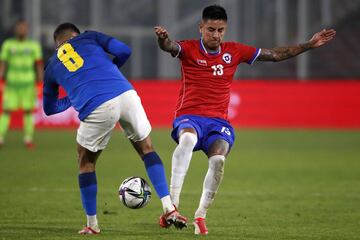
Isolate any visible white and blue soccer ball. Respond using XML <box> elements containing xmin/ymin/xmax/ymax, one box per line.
<box><xmin>118</xmin><ymin>176</ymin><xmax>151</xmax><ymax>209</ymax></box>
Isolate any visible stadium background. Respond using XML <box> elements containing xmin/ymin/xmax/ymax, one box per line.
<box><xmin>1</xmin><ymin>0</ymin><xmax>360</xmax><ymax>129</ymax></box>
<box><xmin>0</xmin><ymin>1</ymin><xmax>359</xmax><ymax>240</ymax></box>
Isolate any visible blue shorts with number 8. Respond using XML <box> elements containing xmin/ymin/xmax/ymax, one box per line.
<box><xmin>171</xmin><ymin>114</ymin><xmax>235</xmax><ymax>154</ymax></box>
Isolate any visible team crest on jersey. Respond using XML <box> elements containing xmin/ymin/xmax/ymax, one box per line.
<box><xmin>197</xmin><ymin>59</ymin><xmax>207</xmax><ymax>66</ymax></box>
<box><xmin>222</xmin><ymin>53</ymin><xmax>232</xmax><ymax>64</ymax></box>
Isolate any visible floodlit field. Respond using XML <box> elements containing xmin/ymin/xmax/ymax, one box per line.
<box><xmin>0</xmin><ymin>129</ymin><xmax>359</xmax><ymax>240</ymax></box>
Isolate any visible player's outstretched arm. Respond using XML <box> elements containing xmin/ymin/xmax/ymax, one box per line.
<box><xmin>43</xmin><ymin>76</ymin><xmax>71</xmax><ymax>115</ymax></box>
<box><xmin>257</xmin><ymin>29</ymin><xmax>336</xmax><ymax>62</ymax></box>
<box><xmin>94</xmin><ymin>31</ymin><xmax>132</xmax><ymax>68</ymax></box>
<box><xmin>43</xmin><ymin>95</ymin><xmax>71</xmax><ymax>116</ymax></box>
<box><xmin>154</xmin><ymin>26</ymin><xmax>180</xmax><ymax>57</ymax></box>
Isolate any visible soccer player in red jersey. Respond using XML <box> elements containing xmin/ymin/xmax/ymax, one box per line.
<box><xmin>154</xmin><ymin>5</ymin><xmax>336</xmax><ymax>235</ymax></box>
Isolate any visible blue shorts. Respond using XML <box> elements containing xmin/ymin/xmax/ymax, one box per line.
<box><xmin>171</xmin><ymin>114</ymin><xmax>235</xmax><ymax>154</ymax></box>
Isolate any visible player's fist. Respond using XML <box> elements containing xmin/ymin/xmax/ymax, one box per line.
<box><xmin>154</xmin><ymin>26</ymin><xmax>169</xmax><ymax>40</ymax></box>
<box><xmin>309</xmin><ymin>29</ymin><xmax>336</xmax><ymax>48</ymax></box>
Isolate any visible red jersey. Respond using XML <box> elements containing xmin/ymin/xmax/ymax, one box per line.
<box><xmin>175</xmin><ymin>39</ymin><xmax>260</xmax><ymax>120</ymax></box>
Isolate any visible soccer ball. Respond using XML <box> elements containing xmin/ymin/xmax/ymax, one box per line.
<box><xmin>118</xmin><ymin>176</ymin><xmax>151</xmax><ymax>209</ymax></box>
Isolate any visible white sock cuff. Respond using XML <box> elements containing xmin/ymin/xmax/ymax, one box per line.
<box><xmin>161</xmin><ymin>195</ymin><xmax>175</xmax><ymax>213</ymax></box>
<box><xmin>208</xmin><ymin>155</ymin><xmax>225</xmax><ymax>163</ymax></box>
<box><xmin>87</xmin><ymin>214</ymin><xmax>98</xmax><ymax>227</ymax></box>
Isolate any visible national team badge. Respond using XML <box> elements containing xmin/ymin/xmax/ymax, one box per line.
<box><xmin>197</xmin><ymin>59</ymin><xmax>207</xmax><ymax>66</ymax></box>
<box><xmin>222</xmin><ymin>53</ymin><xmax>232</xmax><ymax>64</ymax></box>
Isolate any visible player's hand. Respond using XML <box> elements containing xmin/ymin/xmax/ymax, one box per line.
<box><xmin>154</xmin><ymin>26</ymin><xmax>169</xmax><ymax>40</ymax></box>
<box><xmin>309</xmin><ymin>29</ymin><xmax>336</xmax><ymax>48</ymax></box>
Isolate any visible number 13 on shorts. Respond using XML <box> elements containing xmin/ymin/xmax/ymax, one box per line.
<box><xmin>221</xmin><ymin>126</ymin><xmax>231</xmax><ymax>136</ymax></box>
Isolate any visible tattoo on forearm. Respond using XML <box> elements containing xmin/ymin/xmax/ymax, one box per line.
<box><xmin>158</xmin><ymin>38</ymin><xmax>179</xmax><ymax>56</ymax></box>
<box><xmin>258</xmin><ymin>42</ymin><xmax>312</xmax><ymax>62</ymax></box>
<box><xmin>168</xmin><ymin>41</ymin><xmax>179</xmax><ymax>53</ymax></box>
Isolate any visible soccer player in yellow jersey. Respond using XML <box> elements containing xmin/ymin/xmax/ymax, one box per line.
<box><xmin>0</xmin><ymin>20</ymin><xmax>43</xmax><ymax>149</ymax></box>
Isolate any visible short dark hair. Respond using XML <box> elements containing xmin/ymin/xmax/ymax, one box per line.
<box><xmin>53</xmin><ymin>22</ymin><xmax>80</xmax><ymax>41</ymax></box>
<box><xmin>202</xmin><ymin>5</ymin><xmax>227</xmax><ymax>22</ymax></box>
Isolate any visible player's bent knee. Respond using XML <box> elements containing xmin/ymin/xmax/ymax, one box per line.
<box><xmin>208</xmin><ymin>139</ymin><xmax>230</xmax><ymax>157</ymax></box>
<box><xmin>179</xmin><ymin>132</ymin><xmax>197</xmax><ymax>148</ymax></box>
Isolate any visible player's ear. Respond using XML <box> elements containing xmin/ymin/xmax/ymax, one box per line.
<box><xmin>71</xmin><ymin>31</ymin><xmax>79</xmax><ymax>38</ymax></box>
<box><xmin>199</xmin><ymin>21</ymin><xmax>203</xmax><ymax>34</ymax></box>
<box><xmin>54</xmin><ymin>38</ymin><xmax>60</xmax><ymax>48</ymax></box>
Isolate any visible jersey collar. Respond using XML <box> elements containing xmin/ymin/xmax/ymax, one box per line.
<box><xmin>56</xmin><ymin>36</ymin><xmax>77</xmax><ymax>50</ymax></box>
<box><xmin>200</xmin><ymin>38</ymin><xmax>221</xmax><ymax>55</ymax></box>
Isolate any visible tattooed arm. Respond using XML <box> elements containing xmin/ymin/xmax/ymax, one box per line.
<box><xmin>154</xmin><ymin>26</ymin><xmax>180</xmax><ymax>57</ymax></box>
<box><xmin>257</xmin><ymin>29</ymin><xmax>336</xmax><ymax>62</ymax></box>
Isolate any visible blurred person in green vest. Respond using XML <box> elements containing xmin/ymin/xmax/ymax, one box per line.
<box><xmin>0</xmin><ymin>19</ymin><xmax>43</xmax><ymax>149</ymax></box>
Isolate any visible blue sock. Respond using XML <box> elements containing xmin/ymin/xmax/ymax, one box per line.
<box><xmin>142</xmin><ymin>152</ymin><xmax>170</xmax><ymax>198</ymax></box>
<box><xmin>78</xmin><ymin>172</ymin><xmax>97</xmax><ymax>216</ymax></box>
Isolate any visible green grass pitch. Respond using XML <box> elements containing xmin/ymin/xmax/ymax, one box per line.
<box><xmin>0</xmin><ymin>129</ymin><xmax>359</xmax><ymax>239</ymax></box>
